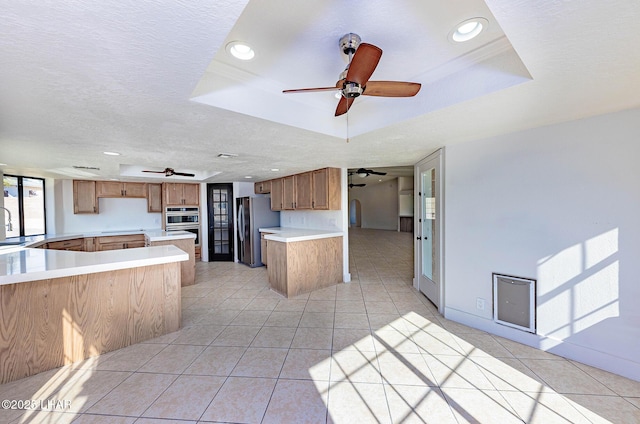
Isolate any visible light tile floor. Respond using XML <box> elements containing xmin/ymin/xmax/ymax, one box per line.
<box><xmin>1</xmin><ymin>228</ymin><xmax>639</xmax><ymax>423</ymax></box>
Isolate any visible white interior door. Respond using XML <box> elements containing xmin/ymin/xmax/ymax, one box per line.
<box><xmin>416</xmin><ymin>151</ymin><xmax>443</xmax><ymax>309</ymax></box>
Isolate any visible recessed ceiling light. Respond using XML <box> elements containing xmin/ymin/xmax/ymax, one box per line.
<box><xmin>244</xmin><ymin>176</ymin><xmax>253</xmax><ymax>179</ymax></box>
<box><xmin>226</xmin><ymin>41</ymin><xmax>255</xmax><ymax>61</ymax></box>
<box><xmin>103</xmin><ymin>151</ymin><xmax>120</xmax><ymax>156</ymax></box>
<box><xmin>270</xmin><ymin>168</ymin><xmax>279</xmax><ymax>172</ymax></box>
<box><xmin>450</xmin><ymin>18</ymin><xmax>488</xmax><ymax>42</ymax></box>
<box><xmin>0</xmin><ymin>163</ymin><xmax>6</xmax><ymax>166</ymax></box>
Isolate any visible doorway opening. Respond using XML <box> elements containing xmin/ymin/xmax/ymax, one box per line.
<box><xmin>349</xmin><ymin>199</ymin><xmax>362</xmax><ymax>227</ymax></box>
<box><xmin>207</xmin><ymin>183</ymin><xmax>234</xmax><ymax>261</ymax></box>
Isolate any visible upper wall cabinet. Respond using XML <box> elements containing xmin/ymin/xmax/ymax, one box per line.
<box><xmin>96</xmin><ymin>181</ymin><xmax>146</xmax><ymax>198</ymax></box>
<box><xmin>282</xmin><ymin>175</ymin><xmax>296</xmax><ymax>210</ymax></box>
<box><xmin>147</xmin><ymin>183</ymin><xmax>163</xmax><ymax>213</ymax></box>
<box><xmin>73</xmin><ymin>180</ymin><xmax>98</xmax><ymax>214</ymax></box>
<box><xmin>163</xmin><ymin>183</ymin><xmax>200</xmax><ymax>206</ymax></box>
<box><xmin>259</xmin><ymin>167</ymin><xmax>341</xmax><ymax>211</ymax></box>
<box><xmin>312</xmin><ymin>167</ymin><xmax>341</xmax><ymax>210</ymax></box>
<box><xmin>254</xmin><ymin>181</ymin><xmax>271</xmax><ymax>194</ymax></box>
<box><xmin>270</xmin><ymin>178</ymin><xmax>284</xmax><ymax>211</ymax></box>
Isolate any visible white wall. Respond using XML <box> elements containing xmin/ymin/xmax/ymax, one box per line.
<box><xmin>443</xmin><ymin>107</ymin><xmax>640</xmax><ymax>380</ymax></box>
<box><xmin>348</xmin><ymin>178</ymin><xmax>399</xmax><ymax>230</ymax></box>
<box><xmin>57</xmin><ymin>180</ymin><xmax>162</xmax><ymax>233</ymax></box>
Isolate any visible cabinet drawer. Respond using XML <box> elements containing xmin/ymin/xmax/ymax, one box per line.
<box><xmin>46</xmin><ymin>238</ymin><xmax>84</xmax><ymax>251</ymax></box>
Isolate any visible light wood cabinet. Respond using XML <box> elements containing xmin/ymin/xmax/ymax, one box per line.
<box><xmin>163</xmin><ymin>183</ymin><xmax>200</xmax><ymax>206</ymax></box>
<box><xmin>147</xmin><ymin>183</ymin><xmax>163</xmax><ymax>213</ymax></box>
<box><xmin>95</xmin><ymin>234</ymin><xmax>146</xmax><ymax>251</ymax></box>
<box><xmin>259</xmin><ymin>167</ymin><xmax>341</xmax><ymax>212</ymax></box>
<box><xmin>295</xmin><ymin>172</ymin><xmax>313</xmax><ymax>209</ymax></box>
<box><xmin>260</xmin><ymin>233</ymin><xmax>268</xmax><ymax>266</ymax></box>
<box><xmin>254</xmin><ymin>180</ymin><xmax>271</xmax><ymax>194</ymax></box>
<box><xmin>149</xmin><ymin>238</ymin><xmax>196</xmax><ymax>286</ymax></box>
<box><xmin>311</xmin><ymin>167</ymin><xmax>341</xmax><ymax>210</ymax></box>
<box><xmin>270</xmin><ymin>178</ymin><xmax>283</xmax><ymax>211</ymax></box>
<box><xmin>96</xmin><ymin>181</ymin><xmax>146</xmax><ymax>198</ymax></box>
<box><xmin>282</xmin><ymin>175</ymin><xmax>296</xmax><ymax>210</ymax></box>
<box><xmin>73</xmin><ymin>180</ymin><xmax>98</xmax><ymax>214</ymax></box>
<box><xmin>44</xmin><ymin>238</ymin><xmax>84</xmax><ymax>251</ymax></box>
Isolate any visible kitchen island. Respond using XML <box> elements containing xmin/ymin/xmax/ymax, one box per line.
<box><xmin>260</xmin><ymin>227</ymin><xmax>344</xmax><ymax>298</ymax></box>
<box><xmin>0</xmin><ymin>232</ymin><xmax>190</xmax><ymax>384</ymax></box>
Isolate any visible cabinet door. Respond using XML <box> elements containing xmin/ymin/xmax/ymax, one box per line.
<box><xmin>147</xmin><ymin>183</ymin><xmax>163</xmax><ymax>212</ymax></box>
<box><xmin>254</xmin><ymin>180</ymin><xmax>272</xmax><ymax>194</ymax></box>
<box><xmin>163</xmin><ymin>183</ymin><xmax>182</xmax><ymax>205</ymax></box>
<box><xmin>295</xmin><ymin>172</ymin><xmax>313</xmax><ymax>209</ymax></box>
<box><xmin>313</xmin><ymin>168</ymin><xmax>341</xmax><ymax>210</ymax></box>
<box><xmin>96</xmin><ymin>181</ymin><xmax>124</xmax><ymax>197</ymax></box>
<box><xmin>73</xmin><ymin>180</ymin><xmax>98</xmax><ymax>214</ymax></box>
<box><xmin>123</xmin><ymin>182</ymin><xmax>147</xmax><ymax>198</ymax></box>
<box><xmin>270</xmin><ymin>178</ymin><xmax>283</xmax><ymax>211</ymax></box>
<box><xmin>182</xmin><ymin>183</ymin><xmax>200</xmax><ymax>205</ymax></box>
<box><xmin>282</xmin><ymin>175</ymin><xmax>296</xmax><ymax>209</ymax></box>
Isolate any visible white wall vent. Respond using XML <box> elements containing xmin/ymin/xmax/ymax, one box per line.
<box><xmin>492</xmin><ymin>273</ymin><xmax>536</xmax><ymax>333</ymax></box>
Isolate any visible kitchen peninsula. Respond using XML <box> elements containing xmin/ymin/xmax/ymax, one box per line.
<box><xmin>260</xmin><ymin>227</ymin><xmax>343</xmax><ymax>298</ymax></box>
<box><xmin>0</xmin><ymin>230</ymin><xmax>193</xmax><ymax>384</ymax></box>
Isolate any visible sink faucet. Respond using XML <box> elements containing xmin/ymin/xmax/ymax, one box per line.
<box><xmin>1</xmin><ymin>207</ymin><xmax>12</xmax><ymax>232</ymax></box>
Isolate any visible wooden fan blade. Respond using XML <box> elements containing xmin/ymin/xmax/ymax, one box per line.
<box><xmin>346</xmin><ymin>43</ymin><xmax>382</xmax><ymax>86</ymax></box>
<box><xmin>363</xmin><ymin>81</ymin><xmax>421</xmax><ymax>97</ymax></box>
<box><xmin>142</xmin><ymin>170</ymin><xmax>164</xmax><ymax>173</ymax></box>
<box><xmin>283</xmin><ymin>86</ymin><xmax>340</xmax><ymax>94</ymax></box>
<box><xmin>335</xmin><ymin>96</ymin><xmax>355</xmax><ymax>117</ymax></box>
<box><xmin>173</xmin><ymin>172</ymin><xmax>195</xmax><ymax>177</ymax></box>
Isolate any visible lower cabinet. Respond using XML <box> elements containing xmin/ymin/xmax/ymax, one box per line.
<box><xmin>149</xmin><ymin>238</ymin><xmax>196</xmax><ymax>286</ymax></box>
<box><xmin>95</xmin><ymin>235</ymin><xmax>146</xmax><ymax>251</ymax></box>
<box><xmin>260</xmin><ymin>233</ymin><xmax>268</xmax><ymax>266</ymax></box>
<box><xmin>44</xmin><ymin>238</ymin><xmax>84</xmax><ymax>251</ymax></box>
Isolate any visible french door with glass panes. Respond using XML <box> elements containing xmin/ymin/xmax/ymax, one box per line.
<box><xmin>207</xmin><ymin>184</ymin><xmax>233</xmax><ymax>261</ymax></box>
<box><xmin>415</xmin><ymin>150</ymin><xmax>443</xmax><ymax>310</ymax></box>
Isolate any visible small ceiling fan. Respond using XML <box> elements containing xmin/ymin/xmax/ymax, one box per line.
<box><xmin>142</xmin><ymin>168</ymin><xmax>195</xmax><ymax>177</ymax></box>
<box><xmin>348</xmin><ymin>173</ymin><xmax>366</xmax><ymax>189</ymax></box>
<box><xmin>350</xmin><ymin>168</ymin><xmax>387</xmax><ymax>178</ymax></box>
<box><xmin>283</xmin><ymin>33</ymin><xmax>421</xmax><ymax>116</ymax></box>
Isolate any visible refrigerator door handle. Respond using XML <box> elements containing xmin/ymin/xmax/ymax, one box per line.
<box><xmin>237</xmin><ymin>204</ymin><xmax>245</xmax><ymax>242</ymax></box>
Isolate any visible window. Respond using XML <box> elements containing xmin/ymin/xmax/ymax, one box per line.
<box><xmin>3</xmin><ymin>175</ymin><xmax>46</xmax><ymax>237</ymax></box>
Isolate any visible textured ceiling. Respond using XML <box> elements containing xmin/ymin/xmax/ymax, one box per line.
<box><xmin>1</xmin><ymin>1</ymin><xmax>639</xmax><ymax>183</ymax></box>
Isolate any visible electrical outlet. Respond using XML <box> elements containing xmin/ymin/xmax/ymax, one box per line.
<box><xmin>476</xmin><ymin>298</ymin><xmax>485</xmax><ymax>311</ymax></box>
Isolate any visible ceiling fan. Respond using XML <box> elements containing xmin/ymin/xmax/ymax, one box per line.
<box><xmin>142</xmin><ymin>168</ymin><xmax>195</xmax><ymax>177</ymax></box>
<box><xmin>283</xmin><ymin>33</ymin><xmax>421</xmax><ymax>116</ymax></box>
<box><xmin>350</xmin><ymin>168</ymin><xmax>387</xmax><ymax>178</ymax></box>
<box><xmin>348</xmin><ymin>173</ymin><xmax>366</xmax><ymax>189</ymax></box>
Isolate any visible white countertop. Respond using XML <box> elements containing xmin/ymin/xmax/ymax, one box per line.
<box><xmin>0</xmin><ymin>245</ymin><xmax>188</xmax><ymax>285</ymax></box>
<box><xmin>0</xmin><ymin>229</ymin><xmax>195</xmax><ymax>285</ymax></box>
<box><xmin>259</xmin><ymin>227</ymin><xmax>344</xmax><ymax>242</ymax></box>
<box><xmin>1</xmin><ymin>229</ymin><xmax>195</xmax><ymax>248</ymax></box>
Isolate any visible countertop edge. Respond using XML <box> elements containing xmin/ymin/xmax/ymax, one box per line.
<box><xmin>0</xmin><ymin>245</ymin><xmax>189</xmax><ymax>286</ymax></box>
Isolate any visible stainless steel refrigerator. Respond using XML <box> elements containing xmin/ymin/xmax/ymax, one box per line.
<box><xmin>236</xmin><ymin>196</ymin><xmax>280</xmax><ymax>267</ymax></box>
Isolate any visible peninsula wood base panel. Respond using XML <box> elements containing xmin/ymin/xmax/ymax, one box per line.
<box><xmin>0</xmin><ymin>262</ymin><xmax>181</xmax><ymax>384</ymax></box>
<box><xmin>149</xmin><ymin>238</ymin><xmax>196</xmax><ymax>286</ymax></box>
<box><xmin>267</xmin><ymin>237</ymin><xmax>343</xmax><ymax>298</ymax></box>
